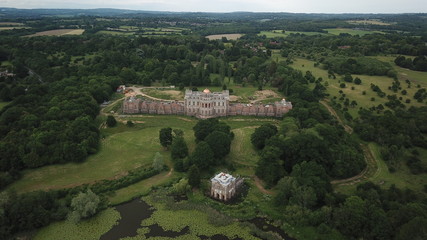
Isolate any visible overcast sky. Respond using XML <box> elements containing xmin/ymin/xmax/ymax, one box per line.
<box><xmin>1</xmin><ymin>0</ymin><xmax>426</xmax><ymax>13</ymax></box>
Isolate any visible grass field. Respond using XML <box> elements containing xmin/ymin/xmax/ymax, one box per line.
<box><xmin>0</xmin><ymin>26</ymin><xmax>30</xmax><ymax>31</ymax></box>
<box><xmin>7</xmin><ymin>113</ymin><xmax>277</xmax><ymax>194</ymax></box>
<box><xmin>206</xmin><ymin>34</ymin><xmax>243</xmax><ymax>40</ymax></box>
<box><xmin>324</xmin><ymin>28</ymin><xmax>383</xmax><ymax>36</ymax></box>
<box><xmin>7</xmin><ymin>123</ymin><xmax>178</xmax><ymax>193</ymax></box>
<box><xmin>290</xmin><ymin>57</ymin><xmax>426</xmax><ymax>117</ymax></box>
<box><xmin>347</xmin><ymin>20</ymin><xmax>392</xmax><ymax>26</ymax></box>
<box><xmin>27</xmin><ymin>29</ymin><xmax>85</xmax><ymax>37</ymax></box>
<box><xmin>258</xmin><ymin>30</ymin><xmax>325</xmax><ymax>38</ymax></box>
<box><xmin>0</xmin><ymin>22</ymin><xmax>24</xmax><ymax>26</ymax></box>
<box><xmin>96</xmin><ymin>30</ymin><xmax>135</xmax><ymax>36</ymax></box>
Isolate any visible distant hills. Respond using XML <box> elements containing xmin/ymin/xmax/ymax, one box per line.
<box><xmin>1</xmin><ymin>7</ymin><xmax>426</xmax><ymax>19</ymax></box>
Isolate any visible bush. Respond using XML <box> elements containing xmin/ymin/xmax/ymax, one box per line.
<box><xmin>339</xmin><ymin>83</ymin><xmax>346</xmax><ymax>88</ymax></box>
<box><xmin>106</xmin><ymin>115</ymin><xmax>117</xmax><ymax>127</ymax></box>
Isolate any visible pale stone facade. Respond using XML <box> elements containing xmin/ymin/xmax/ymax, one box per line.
<box><xmin>184</xmin><ymin>89</ymin><xmax>229</xmax><ymax>119</ymax></box>
<box><xmin>122</xmin><ymin>88</ymin><xmax>292</xmax><ymax>118</ymax></box>
<box><xmin>210</xmin><ymin>172</ymin><xmax>243</xmax><ymax>201</ymax></box>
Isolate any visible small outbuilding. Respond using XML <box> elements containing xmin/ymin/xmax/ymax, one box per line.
<box><xmin>210</xmin><ymin>172</ymin><xmax>243</xmax><ymax>201</ymax></box>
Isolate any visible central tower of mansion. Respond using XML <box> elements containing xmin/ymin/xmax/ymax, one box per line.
<box><xmin>185</xmin><ymin>89</ymin><xmax>229</xmax><ymax>119</ymax></box>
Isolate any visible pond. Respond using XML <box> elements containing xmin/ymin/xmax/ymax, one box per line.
<box><xmin>101</xmin><ymin>198</ymin><xmax>295</xmax><ymax>240</ymax></box>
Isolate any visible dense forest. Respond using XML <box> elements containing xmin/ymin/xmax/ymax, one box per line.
<box><xmin>0</xmin><ymin>9</ymin><xmax>426</xmax><ymax>240</ymax></box>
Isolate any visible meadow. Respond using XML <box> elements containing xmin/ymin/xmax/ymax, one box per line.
<box><xmin>323</xmin><ymin>28</ymin><xmax>384</xmax><ymax>36</ymax></box>
<box><xmin>6</xmin><ymin>111</ymin><xmax>278</xmax><ymax>195</ymax></box>
<box><xmin>0</xmin><ymin>26</ymin><xmax>30</xmax><ymax>31</ymax></box>
<box><xmin>290</xmin><ymin>57</ymin><xmax>427</xmax><ymax>117</ymax></box>
<box><xmin>346</xmin><ymin>20</ymin><xmax>392</xmax><ymax>26</ymax></box>
<box><xmin>26</xmin><ymin>29</ymin><xmax>85</xmax><ymax>37</ymax></box>
<box><xmin>205</xmin><ymin>34</ymin><xmax>243</xmax><ymax>40</ymax></box>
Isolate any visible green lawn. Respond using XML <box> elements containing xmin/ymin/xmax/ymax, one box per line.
<box><xmin>7</xmin><ymin>123</ymin><xmax>176</xmax><ymax>193</ymax></box>
<box><xmin>324</xmin><ymin>28</ymin><xmax>384</xmax><ymax>36</ymax></box>
<box><xmin>7</xmin><ymin>114</ymin><xmax>276</xmax><ymax>194</ymax></box>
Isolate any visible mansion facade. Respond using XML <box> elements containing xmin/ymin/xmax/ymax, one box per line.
<box><xmin>122</xmin><ymin>88</ymin><xmax>292</xmax><ymax>119</ymax></box>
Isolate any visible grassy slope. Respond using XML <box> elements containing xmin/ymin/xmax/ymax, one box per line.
<box><xmin>7</xmin><ymin>119</ymin><xmax>189</xmax><ymax>193</ymax></box>
<box><xmin>290</xmin><ymin>57</ymin><xmax>427</xmax><ymax>117</ymax></box>
<box><xmin>7</xmin><ymin>113</ymin><xmax>279</xmax><ymax>194</ymax></box>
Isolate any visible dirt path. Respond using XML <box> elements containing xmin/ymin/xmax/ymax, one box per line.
<box><xmin>320</xmin><ymin>99</ymin><xmax>353</xmax><ymax>134</ymax></box>
<box><xmin>127</xmin><ymin>86</ymin><xmax>182</xmax><ymax>102</ymax></box>
<box><xmin>253</xmin><ymin>176</ymin><xmax>273</xmax><ymax>195</ymax></box>
<box><xmin>320</xmin><ymin>99</ymin><xmax>379</xmax><ymax>187</ymax></box>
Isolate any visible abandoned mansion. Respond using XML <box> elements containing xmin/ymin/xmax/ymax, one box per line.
<box><xmin>122</xmin><ymin>88</ymin><xmax>292</xmax><ymax>119</ymax></box>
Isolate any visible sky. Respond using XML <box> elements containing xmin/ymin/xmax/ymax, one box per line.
<box><xmin>1</xmin><ymin>0</ymin><xmax>427</xmax><ymax>13</ymax></box>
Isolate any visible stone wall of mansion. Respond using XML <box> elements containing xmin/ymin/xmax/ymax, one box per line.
<box><xmin>122</xmin><ymin>88</ymin><xmax>292</xmax><ymax>118</ymax></box>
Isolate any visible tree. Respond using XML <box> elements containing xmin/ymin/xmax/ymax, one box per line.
<box><xmin>343</xmin><ymin>74</ymin><xmax>353</xmax><ymax>83</ymax></box>
<box><xmin>171</xmin><ymin>136</ymin><xmax>188</xmax><ymax>160</ymax></box>
<box><xmin>191</xmin><ymin>141</ymin><xmax>214</xmax><ymax>170</ymax></box>
<box><xmin>205</xmin><ymin>131</ymin><xmax>231</xmax><ymax>160</ymax></box>
<box><xmin>106</xmin><ymin>115</ymin><xmax>117</xmax><ymax>127</ymax></box>
<box><xmin>170</xmin><ymin>178</ymin><xmax>191</xmax><ymax>195</ymax></box>
<box><xmin>396</xmin><ymin>217</ymin><xmax>427</xmax><ymax>240</ymax></box>
<box><xmin>152</xmin><ymin>152</ymin><xmax>164</xmax><ymax>171</ymax></box>
<box><xmin>159</xmin><ymin>127</ymin><xmax>173</xmax><ymax>149</ymax></box>
<box><xmin>188</xmin><ymin>165</ymin><xmax>200</xmax><ymax>188</ymax></box>
<box><xmin>126</xmin><ymin>120</ymin><xmax>134</xmax><ymax>127</ymax></box>
<box><xmin>251</xmin><ymin>124</ymin><xmax>278</xmax><ymax>149</ymax></box>
<box><xmin>354</xmin><ymin>77</ymin><xmax>362</xmax><ymax>85</ymax></box>
<box><xmin>68</xmin><ymin>189</ymin><xmax>100</xmax><ymax>223</ymax></box>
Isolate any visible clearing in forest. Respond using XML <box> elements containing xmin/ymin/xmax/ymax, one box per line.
<box><xmin>324</xmin><ymin>28</ymin><xmax>383</xmax><ymax>36</ymax></box>
<box><xmin>27</xmin><ymin>29</ymin><xmax>85</xmax><ymax>37</ymax></box>
<box><xmin>206</xmin><ymin>34</ymin><xmax>243</xmax><ymax>40</ymax></box>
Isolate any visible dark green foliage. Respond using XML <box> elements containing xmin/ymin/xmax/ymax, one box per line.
<box><xmin>190</xmin><ymin>141</ymin><xmax>214</xmax><ymax>170</ymax></box>
<box><xmin>339</xmin><ymin>83</ymin><xmax>346</xmax><ymax>88</ymax></box>
<box><xmin>159</xmin><ymin>127</ymin><xmax>173</xmax><ymax>148</ymax></box>
<box><xmin>106</xmin><ymin>115</ymin><xmax>117</xmax><ymax>127</ymax></box>
<box><xmin>343</xmin><ymin>73</ymin><xmax>353</xmax><ymax>83</ymax></box>
<box><xmin>188</xmin><ymin>165</ymin><xmax>201</xmax><ymax>188</ymax></box>
<box><xmin>126</xmin><ymin>120</ymin><xmax>134</xmax><ymax>127</ymax></box>
<box><xmin>193</xmin><ymin>118</ymin><xmax>231</xmax><ymax>142</ymax></box>
<box><xmin>324</xmin><ymin>57</ymin><xmax>394</xmax><ymax>76</ymax></box>
<box><xmin>250</xmin><ymin>123</ymin><xmax>278</xmax><ymax>149</ymax></box>
<box><xmin>396</xmin><ymin>217</ymin><xmax>427</xmax><ymax>240</ymax></box>
<box><xmin>355</xmin><ymin>107</ymin><xmax>427</xmax><ymax>148</ymax></box>
<box><xmin>205</xmin><ymin>130</ymin><xmax>231</xmax><ymax>160</ymax></box>
<box><xmin>255</xmin><ymin>146</ymin><xmax>284</xmax><ymax>187</ymax></box>
<box><xmin>395</xmin><ymin>55</ymin><xmax>427</xmax><ymax>72</ymax></box>
<box><xmin>171</xmin><ymin>136</ymin><xmax>189</xmax><ymax>160</ymax></box>
<box><xmin>0</xmin><ymin>190</ymin><xmax>69</xmax><ymax>239</ymax></box>
<box><xmin>354</xmin><ymin>77</ymin><xmax>362</xmax><ymax>85</ymax></box>
<box><xmin>413</xmin><ymin>88</ymin><xmax>427</xmax><ymax>102</ymax></box>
